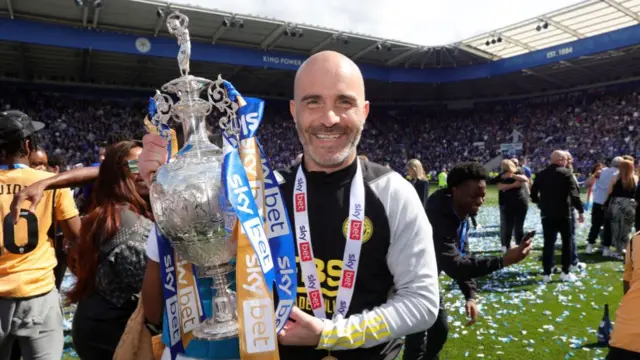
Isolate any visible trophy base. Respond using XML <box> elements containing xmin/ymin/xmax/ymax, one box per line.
<box><xmin>192</xmin><ymin>263</ymin><xmax>238</xmax><ymax>341</ymax></box>
<box><xmin>192</xmin><ymin>317</ymin><xmax>239</xmax><ymax>341</ymax></box>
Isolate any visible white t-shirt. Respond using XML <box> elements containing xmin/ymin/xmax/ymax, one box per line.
<box><xmin>146</xmin><ymin>226</ymin><xmax>160</xmax><ymax>262</ymax></box>
<box><xmin>593</xmin><ymin>167</ymin><xmax>619</xmax><ymax>205</ymax></box>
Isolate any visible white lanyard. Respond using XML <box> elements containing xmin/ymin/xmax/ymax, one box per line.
<box><xmin>293</xmin><ymin>159</ymin><xmax>365</xmax><ymax>320</ymax></box>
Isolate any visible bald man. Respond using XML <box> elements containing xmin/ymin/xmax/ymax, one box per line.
<box><xmin>138</xmin><ymin>50</ymin><xmax>439</xmax><ymax>360</ymax></box>
<box><xmin>530</xmin><ymin>150</ymin><xmax>584</xmax><ymax>283</ymax></box>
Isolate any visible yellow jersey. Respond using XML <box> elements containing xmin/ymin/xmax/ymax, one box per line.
<box><xmin>610</xmin><ymin>234</ymin><xmax>640</xmax><ymax>353</ymax></box>
<box><xmin>0</xmin><ymin>166</ymin><xmax>79</xmax><ymax>298</ymax></box>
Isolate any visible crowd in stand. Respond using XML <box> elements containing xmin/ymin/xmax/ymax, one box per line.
<box><xmin>1</xmin><ymin>84</ymin><xmax>639</xmax><ymax>174</ymax></box>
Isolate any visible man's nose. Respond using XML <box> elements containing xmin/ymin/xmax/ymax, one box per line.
<box><xmin>319</xmin><ymin>109</ymin><xmax>341</xmax><ymax>127</ymax></box>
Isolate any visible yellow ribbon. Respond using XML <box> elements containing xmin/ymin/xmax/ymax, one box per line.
<box><xmin>235</xmin><ymin>96</ymin><xmax>280</xmax><ymax>360</ymax></box>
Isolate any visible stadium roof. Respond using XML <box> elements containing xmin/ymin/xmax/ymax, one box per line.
<box><xmin>1</xmin><ymin>0</ymin><xmax>640</xmax><ymax>103</ymax></box>
<box><xmin>462</xmin><ymin>0</ymin><xmax>640</xmax><ymax>59</ymax></box>
<box><xmin>1</xmin><ymin>0</ymin><xmax>639</xmax><ymax>68</ymax></box>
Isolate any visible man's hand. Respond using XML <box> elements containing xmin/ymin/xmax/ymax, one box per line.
<box><xmin>503</xmin><ymin>238</ymin><xmax>533</xmax><ymax>267</ymax></box>
<box><xmin>577</xmin><ymin>214</ymin><xmax>584</xmax><ymax>224</ymax></box>
<box><xmin>465</xmin><ymin>299</ymin><xmax>479</xmax><ymax>326</ymax></box>
<box><xmin>139</xmin><ymin>133</ymin><xmax>169</xmax><ymax>186</ymax></box>
<box><xmin>10</xmin><ymin>179</ymin><xmax>49</xmax><ymax>224</ymax></box>
<box><xmin>277</xmin><ymin>307</ymin><xmax>324</xmax><ymax>347</ymax></box>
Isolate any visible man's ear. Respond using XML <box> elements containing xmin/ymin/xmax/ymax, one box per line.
<box><xmin>24</xmin><ymin>139</ymin><xmax>31</xmax><ymax>157</ymax></box>
<box><xmin>290</xmin><ymin>100</ymin><xmax>296</xmax><ymax>124</ymax></box>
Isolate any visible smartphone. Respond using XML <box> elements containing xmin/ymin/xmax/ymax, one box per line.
<box><xmin>524</xmin><ymin>230</ymin><xmax>536</xmax><ymax>241</ymax></box>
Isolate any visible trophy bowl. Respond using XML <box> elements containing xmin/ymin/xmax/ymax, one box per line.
<box><xmin>147</xmin><ymin>10</ymin><xmax>240</xmax><ymax>341</ymax></box>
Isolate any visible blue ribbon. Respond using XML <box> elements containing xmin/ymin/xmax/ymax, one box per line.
<box><xmin>0</xmin><ymin>164</ymin><xmax>29</xmax><ymax>170</ymax></box>
<box><xmin>458</xmin><ymin>220</ymin><xmax>468</xmax><ymax>257</ymax></box>
<box><xmin>157</xmin><ymin>231</ymin><xmax>186</xmax><ymax>359</ymax></box>
<box><xmin>221</xmin><ymin>97</ymin><xmax>275</xmax><ymax>290</ymax></box>
<box><xmin>148</xmin><ymin>97</ymin><xmax>157</xmax><ymax>118</ymax></box>
<box><xmin>256</xmin><ymin>139</ymin><xmax>297</xmax><ymax>332</ymax></box>
<box><xmin>234</xmin><ymin>96</ymin><xmax>297</xmax><ymax>332</ymax></box>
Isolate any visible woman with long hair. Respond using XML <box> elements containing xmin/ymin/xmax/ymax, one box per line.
<box><xmin>496</xmin><ymin>159</ymin><xmax>529</xmax><ymax>252</ymax></box>
<box><xmin>407</xmin><ymin>158</ymin><xmax>430</xmax><ymax>210</ymax></box>
<box><xmin>584</xmin><ymin>162</ymin><xmax>604</xmax><ymax>212</ymax></box>
<box><xmin>605</xmin><ymin>159</ymin><xmax>637</xmax><ymax>258</ymax></box>
<box><xmin>68</xmin><ymin>141</ymin><xmax>153</xmax><ymax>360</ymax></box>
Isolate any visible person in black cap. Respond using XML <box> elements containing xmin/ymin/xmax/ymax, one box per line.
<box><xmin>0</xmin><ymin>110</ymin><xmax>81</xmax><ymax>360</ymax></box>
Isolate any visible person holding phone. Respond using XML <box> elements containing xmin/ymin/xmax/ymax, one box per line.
<box><xmin>404</xmin><ymin>162</ymin><xmax>533</xmax><ymax>360</ymax></box>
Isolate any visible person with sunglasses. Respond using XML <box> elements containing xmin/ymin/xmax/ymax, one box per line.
<box><xmin>65</xmin><ymin>140</ymin><xmax>154</xmax><ymax>360</ymax></box>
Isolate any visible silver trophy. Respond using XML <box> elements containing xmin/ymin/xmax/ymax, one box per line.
<box><xmin>149</xmin><ymin>11</ymin><xmax>240</xmax><ymax>341</ymax></box>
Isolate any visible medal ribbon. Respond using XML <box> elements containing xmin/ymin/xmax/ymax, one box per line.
<box><xmin>147</xmin><ymin>103</ymin><xmax>206</xmax><ymax>360</ymax></box>
<box><xmin>220</xmin><ymin>88</ymin><xmax>278</xmax><ymax>358</ymax></box>
<box><xmin>293</xmin><ymin>160</ymin><xmax>365</xmax><ymax>319</ymax></box>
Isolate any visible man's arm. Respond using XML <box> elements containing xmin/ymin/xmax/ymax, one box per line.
<box><xmin>530</xmin><ymin>173</ymin><xmax>541</xmax><ymax>203</ymax></box>
<box><xmin>456</xmin><ymin>277</ymin><xmax>477</xmax><ymax>301</ymax></box>
<box><xmin>567</xmin><ymin>171</ymin><xmax>584</xmax><ymax>213</ymax></box>
<box><xmin>429</xmin><ymin>211</ymin><xmax>503</xmax><ymax>280</ymax></box>
<box><xmin>316</xmin><ymin>173</ymin><xmax>439</xmax><ymax>350</ymax></box>
<box><xmin>623</xmin><ymin>237</ymin><xmax>635</xmax><ymax>295</ymax></box>
<box><xmin>38</xmin><ymin>166</ymin><xmax>98</xmax><ymax>190</ymax></box>
<box><xmin>497</xmin><ymin>182</ymin><xmax>520</xmax><ymax>191</ymax></box>
<box><xmin>142</xmin><ymin>226</ymin><xmax>165</xmax><ymax>326</ymax></box>
<box><xmin>10</xmin><ymin>167</ymin><xmax>99</xmax><ymax>221</ymax></box>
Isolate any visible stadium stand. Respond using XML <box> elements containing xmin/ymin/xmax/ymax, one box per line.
<box><xmin>0</xmin><ymin>0</ymin><xmax>639</xmax><ymax>175</ymax></box>
<box><xmin>1</xmin><ymin>81</ymin><xmax>638</xmax><ymax>177</ymax></box>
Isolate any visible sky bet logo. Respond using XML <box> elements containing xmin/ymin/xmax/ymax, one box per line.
<box><xmin>240</xmin><ymin>112</ymin><xmax>260</xmax><ymax>137</ymax></box>
<box><xmin>341</xmin><ymin>270</ymin><xmax>355</xmax><ymax>289</ymax></box>
<box><xmin>242</xmin><ymin>298</ymin><xmax>276</xmax><ymax>353</ymax></box>
<box><xmin>294</xmin><ymin>193</ymin><xmax>306</xmax><ymax>212</ymax></box>
<box><xmin>309</xmin><ymin>289</ymin><xmax>322</xmax><ymax>310</ymax></box>
<box><xmin>349</xmin><ymin>220</ymin><xmax>362</xmax><ymax>241</ymax></box>
<box><xmin>299</xmin><ymin>242</ymin><xmax>312</xmax><ymax>262</ymax></box>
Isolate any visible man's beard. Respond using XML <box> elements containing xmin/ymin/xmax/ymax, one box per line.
<box><xmin>296</xmin><ymin>121</ymin><xmax>363</xmax><ymax>168</ymax></box>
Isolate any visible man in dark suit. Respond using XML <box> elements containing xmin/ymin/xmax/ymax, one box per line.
<box><xmin>530</xmin><ymin>150</ymin><xmax>584</xmax><ymax>283</ymax></box>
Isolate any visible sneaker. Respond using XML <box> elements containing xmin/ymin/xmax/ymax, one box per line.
<box><xmin>611</xmin><ymin>252</ymin><xmax>624</xmax><ymax>261</ymax></box>
<box><xmin>543</xmin><ymin>275</ymin><xmax>552</xmax><ymax>283</ymax></box>
<box><xmin>570</xmin><ymin>262</ymin><xmax>587</xmax><ymax>272</ymax></box>
<box><xmin>586</xmin><ymin>244</ymin><xmax>594</xmax><ymax>254</ymax></box>
<box><xmin>602</xmin><ymin>248</ymin><xmax>611</xmax><ymax>257</ymax></box>
<box><xmin>560</xmin><ymin>272</ymin><xmax>578</xmax><ymax>282</ymax></box>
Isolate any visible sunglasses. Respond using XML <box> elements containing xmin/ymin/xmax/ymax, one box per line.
<box><xmin>126</xmin><ymin>159</ymin><xmax>140</xmax><ymax>174</ymax></box>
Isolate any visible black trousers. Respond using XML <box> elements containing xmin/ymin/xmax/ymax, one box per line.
<box><xmin>607</xmin><ymin>346</ymin><xmax>640</xmax><ymax>360</ymax></box>
<box><xmin>403</xmin><ymin>299</ymin><xmax>449</xmax><ymax>360</ymax></box>
<box><xmin>570</xmin><ymin>210</ymin><xmax>579</xmax><ymax>265</ymax></box>
<box><xmin>500</xmin><ymin>203</ymin><xmax>528</xmax><ymax>248</ymax></box>
<box><xmin>588</xmin><ymin>203</ymin><xmax>612</xmax><ymax>246</ymax></box>
<box><xmin>72</xmin><ymin>293</ymin><xmax>137</xmax><ymax>360</ymax></box>
<box><xmin>542</xmin><ymin>216</ymin><xmax>572</xmax><ymax>275</ymax></box>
